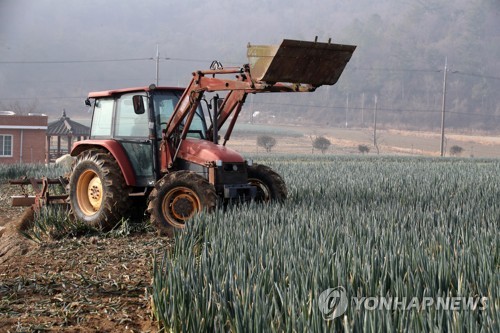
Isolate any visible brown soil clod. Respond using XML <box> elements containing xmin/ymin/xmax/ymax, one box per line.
<box><xmin>0</xmin><ymin>208</ymin><xmax>37</xmax><ymax>265</ymax></box>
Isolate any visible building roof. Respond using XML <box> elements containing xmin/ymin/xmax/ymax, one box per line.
<box><xmin>0</xmin><ymin>113</ymin><xmax>47</xmax><ymax>126</ymax></box>
<box><xmin>47</xmin><ymin>110</ymin><xmax>90</xmax><ymax>136</ymax></box>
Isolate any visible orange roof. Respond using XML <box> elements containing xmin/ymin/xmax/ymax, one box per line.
<box><xmin>88</xmin><ymin>86</ymin><xmax>185</xmax><ymax>98</ymax></box>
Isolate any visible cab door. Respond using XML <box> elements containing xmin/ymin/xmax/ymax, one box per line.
<box><xmin>114</xmin><ymin>93</ymin><xmax>155</xmax><ymax>187</ymax></box>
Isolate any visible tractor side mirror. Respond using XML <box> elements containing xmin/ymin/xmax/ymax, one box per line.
<box><xmin>85</xmin><ymin>98</ymin><xmax>91</xmax><ymax>107</ymax></box>
<box><xmin>132</xmin><ymin>95</ymin><xmax>145</xmax><ymax>115</ymax></box>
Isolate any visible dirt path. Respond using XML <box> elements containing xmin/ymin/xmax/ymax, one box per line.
<box><xmin>0</xmin><ymin>184</ymin><xmax>170</xmax><ymax>332</ymax></box>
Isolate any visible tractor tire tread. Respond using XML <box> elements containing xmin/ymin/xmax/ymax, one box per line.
<box><xmin>68</xmin><ymin>149</ymin><xmax>130</xmax><ymax>229</ymax></box>
<box><xmin>248</xmin><ymin>164</ymin><xmax>287</xmax><ymax>202</ymax></box>
<box><xmin>147</xmin><ymin>171</ymin><xmax>217</xmax><ymax>235</ymax></box>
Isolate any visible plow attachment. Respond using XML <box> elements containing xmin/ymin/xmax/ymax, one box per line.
<box><xmin>10</xmin><ymin>177</ymin><xmax>69</xmax><ymax>211</ymax></box>
<box><xmin>247</xmin><ymin>39</ymin><xmax>356</xmax><ymax>87</ymax></box>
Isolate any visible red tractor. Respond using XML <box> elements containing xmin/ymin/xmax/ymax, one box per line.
<box><xmin>63</xmin><ymin>39</ymin><xmax>355</xmax><ymax>234</ymax></box>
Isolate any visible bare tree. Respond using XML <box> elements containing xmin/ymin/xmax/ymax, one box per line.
<box><xmin>0</xmin><ymin>100</ymin><xmax>39</xmax><ymax>115</ymax></box>
<box><xmin>257</xmin><ymin>135</ymin><xmax>276</xmax><ymax>153</ymax></box>
<box><xmin>313</xmin><ymin>136</ymin><xmax>331</xmax><ymax>154</ymax></box>
<box><xmin>358</xmin><ymin>144</ymin><xmax>370</xmax><ymax>154</ymax></box>
<box><xmin>449</xmin><ymin>145</ymin><xmax>464</xmax><ymax>156</ymax></box>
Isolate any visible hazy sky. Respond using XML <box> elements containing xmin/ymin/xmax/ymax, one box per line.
<box><xmin>0</xmin><ymin>1</ymin><xmax>404</xmax><ymax>119</ymax></box>
<box><xmin>0</xmin><ymin>0</ymin><xmax>497</xmax><ymax>126</ymax></box>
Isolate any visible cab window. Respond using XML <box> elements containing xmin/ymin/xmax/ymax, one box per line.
<box><xmin>115</xmin><ymin>93</ymin><xmax>149</xmax><ymax>137</ymax></box>
<box><xmin>153</xmin><ymin>91</ymin><xmax>206</xmax><ymax>139</ymax></box>
<box><xmin>153</xmin><ymin>93</ymin><xmax>178</xmax><ymax>138</ymax></box>
<box><xmin>187</xmin><ymin>108</ymin><xmax>206</xmax><ymax>138</ymax></box>
<box><xmin>90</xmin><ymin>99</ymin><xmax>114</xmax><ymax>137</ymax></box>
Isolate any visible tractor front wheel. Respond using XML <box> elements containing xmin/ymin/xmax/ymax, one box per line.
<box><xmin>248</xmin><ymin>164</ymin><xmax>287</xmax><ymax>202</ymax></box>
<box><xmin>147</xmin><ymin>171</ymin><xmax>217</xmax><ymax>234</ymax></box>
<box><xmin>69</xmin><ymin>149</ymin><xmax>130</xmax><ymax>229</ymax></box>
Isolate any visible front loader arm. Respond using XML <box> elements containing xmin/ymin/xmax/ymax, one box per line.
<box><xmin>212</xmin><ymin>89</ymin><xmax>248</xmax><ymax>146</ymax></box>
<box><xmin>164</xmin><ymin>67</ymin><xmax>253</xmax><ymax>142</ymax></box>
<box><xmin>164</xmin><ymin>76</ymin><xmax>204</xmax><ymax>141</ymax></box>
<box><xmin>163</xmin><ymin>68</ymin><xmax>255</xmax><ymax>166</ymax></box>
<box><xmin>163</xmin><ymin>39</ymin><xmax>356</xmax><ymax>166</ymax></box>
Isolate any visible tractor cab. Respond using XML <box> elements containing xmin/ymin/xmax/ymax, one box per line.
<box><xmin>83</xmin><ymin>86</ymin><xmax>255</xmax><ymax>201</ymax></box>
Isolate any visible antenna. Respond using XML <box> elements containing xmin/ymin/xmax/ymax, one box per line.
<box><xmin>155</xmin><ymin>44</ymin><xmax>160</xmax><ymax>86</ymax></box>
<box><xmin>440</xmin><ymin>57</ymin><xmax>447</xmax><ymax>157</ymax></box>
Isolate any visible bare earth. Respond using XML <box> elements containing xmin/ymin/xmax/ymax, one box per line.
<box><xmin>227</xmin><ymin>125</ymin><xmax>500</xmax><ymax>157</ymax></box>
<box><xmin>0</xmin><ymin>184</ymin><xmax>168</xmax><ymax>333</ymax></box>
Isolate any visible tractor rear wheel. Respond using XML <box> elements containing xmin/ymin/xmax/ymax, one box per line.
<box><xmin>69</xmin><ymin>149</ymin><xmax>130</xmax><ymax>229</ymax></box>
<box><xmin>147</xmin><ymin>171</ymin><xmax>217</xmax><ymax>234</ymax></box>
<box><xmin>248</xmin><ymin>164</ymin><xmax>287</xmax><ymax>202</ymax></box>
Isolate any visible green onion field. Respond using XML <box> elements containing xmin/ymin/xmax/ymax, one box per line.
<box><xmin>151</xmin><ymin>155</ymin><xmax>499</xmax><ymax>332</ymax></box>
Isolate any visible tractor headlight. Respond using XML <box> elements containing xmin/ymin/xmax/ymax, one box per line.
<box><xmin>216</xmin><ymin>160</ymin><xmax>223</xmax><ymax>167</ymax></box>
<box><xmin>246</xmin><ymin>159</ymin><xmax>253</xmax><ymax>166</ymax></box>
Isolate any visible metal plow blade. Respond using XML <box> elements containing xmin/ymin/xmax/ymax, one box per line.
<box><xmin>247</xmin><ymin>39</ymin><xmax>356</xmax><ymax>87</ymax></box>
<box><xmin>10</xmin><ymin>177</ymin><xmax>69</xmax><ymax>211</ymax></box>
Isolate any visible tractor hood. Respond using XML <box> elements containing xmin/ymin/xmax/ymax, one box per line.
<box><xmin>177</xmin><ymin>139</ymin><xmax>245</xmax><ymax>165</ymax></box>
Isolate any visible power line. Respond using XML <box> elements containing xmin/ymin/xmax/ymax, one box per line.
<box><xmin>351</xmin><ymin>67</ymin><xmax>500</xmax><ymax>81</ymax></box>
<box><xmin>0</xmin><ymin>57</ymin><xmax>154</xmax><ymax>64</ymax></box>
<box><xmin>2</xmin><ymin>95</ymin><xmax>499</xmax><ymax>119</ymax></box>
<box><xmin>0</xmin><ymin>56</ymin><xmax>240</xmax><ymax>66</ymax></box>
<box><xmin>453</xmin><ymin>71</ymin><xmax>500</xmax><ymax>81</ymax></box>
<box><xmin>448</xmin><ymin>111</ymin><xmax>500</xmax><ymax>118</ymax></box>
<box><xmin>154</xmin><ymin>57</ymin><xmax>242</xmax><ymax>66</ymax></box>
<box><xmin>352</xmin><ymin>67</ymin><xmax>438</xmax><ymax>73</ymax></box>
<box><xmin>250</xmin><ymin>101</ymin><xmax>500</xmax><ymax>118</ymax></box>
<box><xmin>1</xmin><ymin>55</ymin><xmax>498</xmax><ymax>82</ymax></box>
<box><xmin>8</xmin><ymin>77</ymin><xmax>154</xmax><ymax>84</ymax></box>
<box><xmin>251</xmin><ymin>101</ymin><xmax>441</xmax><ymax>114</ymax></box>
<box><xmin>0</xmin><ymin>96</ymin><xmax>83</xmax><ymax>100</ymax></box>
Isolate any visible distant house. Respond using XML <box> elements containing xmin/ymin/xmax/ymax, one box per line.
<box><xmin>0</xmin><ymin>111</ymin><xmax>48</xmax><ymax>164</ymax></box>
<box><xmin>0</xmin><ymin>110</ymin><xmax>90</xmax><ymax>164</ymax></box>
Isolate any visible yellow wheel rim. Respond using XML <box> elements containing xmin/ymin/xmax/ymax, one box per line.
<box><xmin>77</xmin><ymin>170</ymin><xmax>103</xmax><ymax>216</ymax></box>
<box><xmin>248</xmin><ymin>178</ymin><xmax>271</xmax><ymax>202</ymax></box>
<box><xmin>162</xmin><ymin>187</ymin><xmax>201</xmax><ymax>228</ymax></box>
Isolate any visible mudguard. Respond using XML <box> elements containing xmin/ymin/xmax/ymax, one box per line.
<box><xmin>71</xmin><ymin>140</ymin><xmax>136</xmax><ymax>186</ymax></box>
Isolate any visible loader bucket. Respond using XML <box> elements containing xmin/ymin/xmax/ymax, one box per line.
<box><xmin>247</xmin><ymin>39</ymin><xmax>356</xmax><ymax>87</ymax></box>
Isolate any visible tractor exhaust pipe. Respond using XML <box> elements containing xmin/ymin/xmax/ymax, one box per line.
<box><xmin>212</xmin><ymin>95</ymin><xmax>219</xmax><ymax>144</ymax></box>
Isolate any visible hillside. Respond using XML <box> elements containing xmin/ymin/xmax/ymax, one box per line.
<box><xmin>1</xmin><ymin>0</ymin><xmax>499</xmax><ymax>131</ymax></box>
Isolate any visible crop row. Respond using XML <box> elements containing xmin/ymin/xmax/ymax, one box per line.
<box><xmin>151</xmin><ymin>156</ymin><xmax>499</xmax><ymax>332</ymax></box>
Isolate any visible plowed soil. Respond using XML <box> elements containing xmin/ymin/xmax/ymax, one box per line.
<box><xmin>0</xmin><ymin>184</ymin><xmax>170</xmax><ymax>332</ymax></box>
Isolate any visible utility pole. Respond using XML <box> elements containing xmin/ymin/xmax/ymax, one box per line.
<box><xmin>155</xmin><ymin>44</ymin><xmax>160</xmax><ymax>86</ymax></box>
<box><xmin>373</xmin><ymin>94</ymin><xmax>378</xmax><ymax>148</ymax></box>
<box><xmin>373</xmin><ymin>94</ymin><xmax>380</xmax><ymax>154</ymax></box>
<box><xmin>345</xmin><ymin>93</ymin><xmax>349</xmax><ymax>128</ymax></box>
<box><xmin>250</xmin><ymin>94</ymin><xmax>254</xmax><ymax>123</ymax></box>
<box><xmin>361</xmin><ymin>92</ymin><xmax>365</xmax><ymax>127</ymax></box>
<box><xmin>440</xmin><ymin>57</ymin><xmax>448</xmax><ymax>157</ymax></box>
